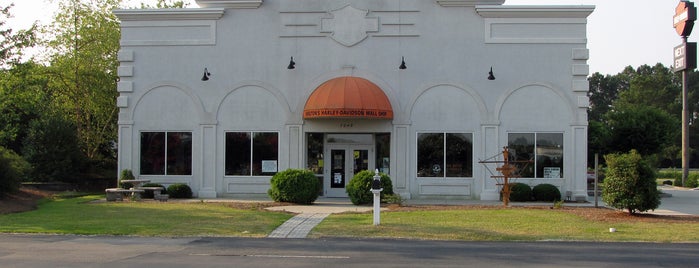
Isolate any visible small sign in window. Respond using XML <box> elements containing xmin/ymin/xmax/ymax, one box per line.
<box><xmin>543</xmin><ymin>167</ymin><xmax>560</xmax><ymax>178</ymax></box>
<box><xmin>262</xmin><ymin>160</ymin><xmax>278</xmax><ymax>173</ymax></box>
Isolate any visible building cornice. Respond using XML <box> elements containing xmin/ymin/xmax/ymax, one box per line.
<box><xmin>436</xmin><ymin>0</ymin><xmax>505</xmax><ymax>7</ymax></box>
<box><xmin>195</xmin><ymin>0</ymin><xmax>262</xmax><ymax>8</ymax></box>
<box><xmin>113</xmin><ymin>8</ymin><xmax>225</xmax><ymax>21</ymax></box>
<box><xmin>476</xmin><ymin>5</ymin><xmax>595</xmax><ymax>18</ymax></box>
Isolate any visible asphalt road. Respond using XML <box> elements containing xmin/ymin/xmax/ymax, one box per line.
<box><xmin>0</xmin><ymin>234</ymin><xmax>697</xmax><ymax>268</ymax></box>
<box><xmin>658</xmin><ymin>187</ymin><xmax>699</xmax><ymax>215</ymax></box>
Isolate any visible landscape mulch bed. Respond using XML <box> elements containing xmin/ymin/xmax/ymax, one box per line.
<box><xmin>0</xmin><ymin>187</ymin><xmax>55</xmax><ymax>214</ymax></box>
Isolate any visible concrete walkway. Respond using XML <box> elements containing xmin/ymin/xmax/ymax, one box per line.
<box><xmin>265</xmin><ymin>199</ymin><xmax>377</xmax><ymax>238</ymax></box>
<box><xmin>268</xmin><ymin>213</ymin><xmax>330</xmax><ymax>238</ymax></box>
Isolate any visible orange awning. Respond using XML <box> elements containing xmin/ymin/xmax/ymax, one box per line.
<box><xmin>303</xmin><ymin>76</ymin><xmax>393</xmax><ymax>119</ymax></box>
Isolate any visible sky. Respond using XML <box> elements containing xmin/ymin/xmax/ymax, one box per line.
<box><xmin>2</xmin><ymin>0</ymin><xmax>697</xmax><ymax>75</ymax></box>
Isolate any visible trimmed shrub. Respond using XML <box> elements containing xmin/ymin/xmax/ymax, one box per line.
<box><xmin>674</xmin><ymin>176</ymin><xmax>683</xmax><ymax>187</ymax></box>
<box><xmin>687</xmin><ymin>175</ymin><xmax>699</xmax><ymax>188</ymax></box>
<box><xmin>0</xmin><ymin>146</ymin><xmax>31</xmax><ymax>198</ymax></box>
<box><xmin>602</xmin><ymin>150</ymin><xmax>660</xmax><ymax>214</ymax></box>
<box><xmin>268</xmin><ymin>169</ymin><xmax>319</xmax><ymax>204</ymax></box>
<box><xmin>658</xmin><ymin>170</ymin><xmax>699</xmax><ymax>188</ymax></box>
<box><xmin>119</xmin><ymin>169</ymin><xmax>135</xmax><ymax>188</ymax></box>
<box><xmin>141</xmin><ymin>183</ymin><xmax>166</xmax><ymax>199</ymax></box>
<box><xmin>507</xmin><ymin>182</ymin><xmax>532</xmax><ymax>202</ymax></box>
<box><xmin>346</xmin><ymin>170</ymin><xmax>394</xmax><ymax>205</ymax></box>
<box><xmin>167</xmin><ymin>183</ymin><xmax>192</xmax><ymax>199</ymax></box>
<box><xmin>532</xmin><ymin>183</ymin><xmax>562</xmax><ymax>202</ymax></box>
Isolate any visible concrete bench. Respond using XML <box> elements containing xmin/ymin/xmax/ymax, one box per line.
<box><xmin>139</xmin><ymin>187</ymin><xmax>169</xmax><ymax>202</ymax></box>
<box><xmin>154</xmin><ymin>192</ymin><xmax>169</xmax><ymax>202</ymax></box>
<box><xmin>105</xmin><ymin>188</ymin><xmax>145</xmax><ymax>201</ymax></box>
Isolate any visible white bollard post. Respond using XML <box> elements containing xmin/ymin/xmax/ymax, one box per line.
<box><xmin>372</xmin><ymin>189</ymin><xmax>382</xmax><ymax>225</ymax></box>
<box><xmin>371</xmin><ymin>169</ymin><xmax>383</xmax><ymax>226</ymax></box>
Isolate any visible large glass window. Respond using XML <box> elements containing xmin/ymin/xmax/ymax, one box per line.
<box><xmin>375</xmin><ymin>133</ymin><xmax>391</xmax><ymax>174</ymax></box>
<box><xmin>508</xmin><ymin>133</ymin><xmax>563</xmax><ymax>178</ymax></box>
<box><xmin>417</xmin><ymin>133</ymin><xmax>473</xmax><ymax>178</ymax></box>
<box><xmin>226</xmin><ymin>132</ymin><xmax>278</xmax><ymax>176</ymax></box>
<box><xmin>140</xmin><ymin>132</ymin><xmax>192</xmax><ymax>175</ymax></box>
<box><xmin>306</xmin><ymin>133</ymin><xmax>324</xmax><ymax>175</ymax></box>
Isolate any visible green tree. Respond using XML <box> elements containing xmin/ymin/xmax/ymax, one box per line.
<box><xmin>587</xmin><ymin>72</ymin><xmax>625</xmax><ymax>122</ymax></box>
<box><xmin>605</xmin><ymin>104</ymin><xmax>679</xmax><ymax>161</ymax></box>
<box><xmin>615</xmin><ymin>64</ymin><xmax>681</xmax><ymax>116</ymax></box>
<box><xmin>42</xmin><ymin>0</ymin><xmax>120</xmax><ymax>162</ymax></box>
<box><xmin>0</xmin><ymin>4</ymin><xmax>37</xmax><ymax>66</ymax></box>
<box><xmin>602</xmin><ymin>150</ymin><xmax>660</xmax><ymax>214</ymax></box>
<box><xmin>587</xmin><ymin>120</ymin><xmax>610</xmax><ymax>165</ymax></box>
<box><xmin>140</xmin><ymin>0</ymin><xmax>188</xmax><ymax>8</ymax></box>
<box><xmin>589</xmin><ymin>63</ymin><xmax>686</xmax><ymax>167</ymax></box>
<box><xmin>0</xmin><ymin>62</ymin><xmax>51</xmax><ymax>154</ymax></box>
<box><xmin>22</xmin><ymin>114</ymin><xmax>84</xmax><ymax>182</ymax></box>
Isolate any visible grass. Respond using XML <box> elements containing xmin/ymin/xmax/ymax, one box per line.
<box><xmin>312</xmin><ymin>208</ymin><xmax>699</xmax><ymax>242</ymax></box>
<box><xmin>2</xmin><ymin>195</ymin><xmax>699</xmax><ymax>242</ymax></box>
<box><xmin>0</xmin><ymin>195</ymin><xmax>292</xmax><ymax>237</ymax></box>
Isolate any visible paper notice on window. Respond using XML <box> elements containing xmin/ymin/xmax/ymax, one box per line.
<box><xmin>262</xmin><ymin>160</ymin><xmax>277</xmax><ymax>173</ymax></box>
<box><xmin>543</xmin><ymin>167</ymin><xmax>560</xmax><ymax>178</ymax></box>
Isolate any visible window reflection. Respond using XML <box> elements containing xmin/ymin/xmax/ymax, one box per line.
<box><xmin>508</xmin><ymin>133</ymin><xmax>563</xmax><ymax>178</ymax></box>
<box><xmin>417</xmin><ymin>133</ymin><xmax>473</xmax><ymax>178</ymax></box>
<box><xmin>140</xmin><ymin>132</ymin><xmax>192</xmax><ymax>175</ymax></box>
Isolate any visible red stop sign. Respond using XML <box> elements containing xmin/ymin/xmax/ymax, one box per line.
<box><xmin>674</xmin><ymin>1</ymin><xmax>697</xmax><ymax>37</ymax></box>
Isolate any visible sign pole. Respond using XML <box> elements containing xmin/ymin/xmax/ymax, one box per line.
<box><xmin>682</xmin><ymin>36</ymin><xmax>690</xmax><ymax>186</ymax></box>
<box><xmin>674</xmin><ymin>1</ymin><xmax>696</xmax><ymax>186</ymax></box>
<box><xmin>594</xmin><ymin>153</ymin><xmax>599</xmax><ymax>208</ymax></box>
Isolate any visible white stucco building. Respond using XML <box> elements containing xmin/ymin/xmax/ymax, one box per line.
<box><xmin>114</xmin><ymin>0</ymin><xmax>594</xmax><ymax>201</ymax></box>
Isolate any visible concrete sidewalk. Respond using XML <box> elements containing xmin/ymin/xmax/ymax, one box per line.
<box><xmin>264</xmin><ymin>199</ymin><xmax>378</xmax><ymax>238</ymax></box>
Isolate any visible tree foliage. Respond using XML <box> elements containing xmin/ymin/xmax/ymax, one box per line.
<box><xmin>588</xmin><ymin>63</ymin><xmax>693</xmax><ymax>168</ymax></box>
<box><xmin>0</xmin><ymin>4</ymin><xmax>37</xmax><ymax>66</ymax></box>
<box><xmin>43</xmin><ymin>0</ymin><xmax>120</xmax><ymax>161</ymax></box>
<box><xmin>602</xmin><ymin>150</ymin><xmax>660</xmax><ymax>214</ymax></box>
<box><xmin>0</xmin><ymin>62</ymin><xmax>50</xmax><ymax>154</ymax></box>
<box><xmin>0</xmin><ymin>146</ymin><xmax>31</xmax><ymax>197</ymax></box>
<box><xmin>22</xmin><ymin>114</ymin><xmax>85</xmax><ymax>182</ymax></box>
<box><xmin>605</xmin><ymin>105</ymin><xmax>679</xmax><ymax>158</ymax></box>
<box><xmin>587</xmin><ymin>72</ymin><xmax>625</xmax><ymax>122</ymax></box>
<box><xmin>615</xmin><ymin>64</ymin><xmax>681</xmax><ymax>116</ymax></box>
<box><xmin>140</xmin><ymin>0</ymin><xmax>189</xmax><ymax>8</ymax></box>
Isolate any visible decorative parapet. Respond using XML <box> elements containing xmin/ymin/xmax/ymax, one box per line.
<box><xmin>477</xmin><ymin>5</ymin><xmax>595</xmax><ymax>44</ymax></box>
<box><xmin>113</xmin><ymin>9</ymin><xmax>224</xmax><ymax>46</ymax></box>
<box><xmin>113</xmin><ymin>8</ymin><xmax>225</xmax><ymax>21</ymax></box>
<box><xmin>195</xmin><ymin>0</ymin><xmax>262</xmax><ymax>8</ymax></box>
<box><xmin>436</xmin><ymin>0</ymin><xmax>504</xmax><ymax>7</ymax></box>
<box><xmin>476</xmin><ymin>5</ymin><xmax>595</xmax><ymax>18</ymax></box>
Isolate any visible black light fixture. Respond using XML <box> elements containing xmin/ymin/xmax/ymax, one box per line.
<box><xmin>487</xmin><ymin>67</ymin><xmax>495</xmax><ymax>80</ymax></box>
<box><xmin>399</xmin><ymin>56</ymin><xmax>407</xmax><ymax>69</ymax></box>
<box><xmin>287</xmin><ymin>57</ymin><xmax>295</xmax><ymax>69</ymax></box>
<box><xmin>201</xmin><ymin>68</ymin><xmax>211</xmax><ymax>81</ymax></box>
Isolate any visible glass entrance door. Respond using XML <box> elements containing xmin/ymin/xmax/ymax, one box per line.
<box><xmin>325</xmin><ymin>144</ymin><xmax>373</xmax><ymax>197</ymax></box>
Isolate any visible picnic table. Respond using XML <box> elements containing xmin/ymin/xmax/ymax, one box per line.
<box><xmin>120</xmin><ymin>179</ymin><xmax>151</xmax><ymax>189</ymax></box>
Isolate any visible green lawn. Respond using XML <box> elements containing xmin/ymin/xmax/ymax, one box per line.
<box><xmin>2</xmin><ymin>195</ymin><xmax>699</xmax><ymax>242</ymax></box>
<box><xmin>0</xmin><ymin>195</ymin><xmax>292</xmax><ymax>237</ymax></box>
<box><xmin>312</xmin><ymin>208</ymin><xmax>699</xmax><ymax>243</ymax></box>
